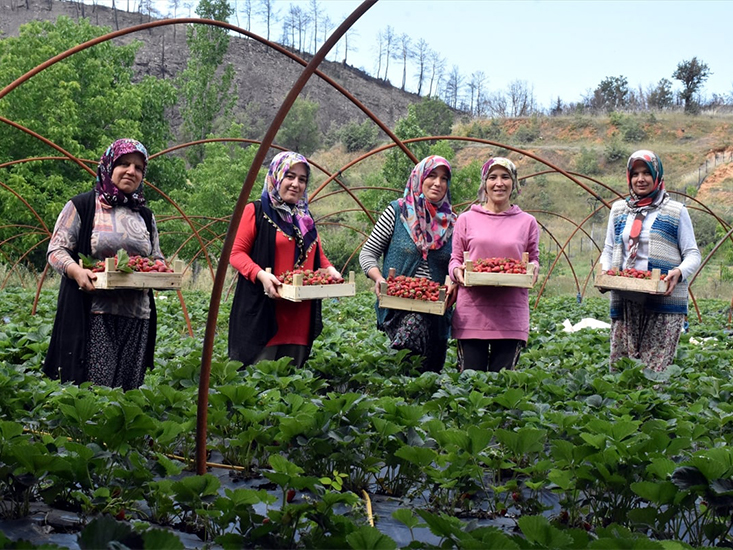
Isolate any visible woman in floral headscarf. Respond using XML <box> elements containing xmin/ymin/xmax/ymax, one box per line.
<box><xmin>360</xmin><ymin>155</ymin><xmax>457</xmax><ymax>373</ymax></box>
<box><xmin>44</xmin><ymin>138</ymin><xmax>165</xmax><ymax>389</ymax></box>
<box><xmin>229</xmin><ymin>151</ymin><xmax>342</xmax><ymax>368</ymax></box>
<box><xmin>450</xmin><ymin>157</ymin><xmax>540</xmax><ymax>372</ymax></box>
<box><xmin>600</xmin><ymin>150</ymin><xmax>700</xmax><ymax>372</ymax></box>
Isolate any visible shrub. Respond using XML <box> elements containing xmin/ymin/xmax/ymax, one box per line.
<box><xmin>338</xmin><ymin>120</ymin><xmax>379</xmax><ymax>153</ymax></box>
<box><xmin>576</xmin><ymin>147</ymin><xmax>601</xmax><ymax>175</ymax></box>
<box><xmin>604</xmin><ymin>138</ymin><xmax>629</xmax><ymax>163</ymax></box>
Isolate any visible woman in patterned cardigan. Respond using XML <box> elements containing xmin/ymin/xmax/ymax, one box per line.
<box><xmin>600</xmin><ymin>150</ymin><xmax>701</xmax><ymax>372</ymax></box>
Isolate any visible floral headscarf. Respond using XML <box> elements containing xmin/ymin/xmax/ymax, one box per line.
<box><xmin>260</xmin><ymin>151</ymin><xmax>317</xmax><ymax>266</ymax></box>
<box><xmin>95</xmin><ymin>138</ymin><xmax>148</xmax><ymax>210</ymax></box>
<box><xmin>624</xmin><ymin>150</ymin><xmax>669</xmax><ymax>269</ymax></box>
<box><xmin>399</xmin><ymin>155</ymin><xmax>456</xmax><ymax>259</ymax></box>
<box><xmin>478</xmin><ymin>157</ymin><xmax>520</xmax><ymax>202</ymax></box>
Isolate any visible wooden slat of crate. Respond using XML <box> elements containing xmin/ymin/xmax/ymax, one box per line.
<box><xmin>377</xmin><ymin>275</ymin><xmax>449</xmax><ymax>316</ymax></box>
<box><xmin>377</xmin><ymin>293</ymin><xmax>448</xmax><ymax>315</ymax></box>
<box><xmin>594</xmin><ymin>267</ymin><xmax>667</xmax><ymax>295</ymax></box>
<box><xmin>89</xmin><ymin>258</ymin><xmax>184</xmax><ymax>290</ymax></box>
<box><xmin>279</xmin><ymin>271</ymin><xmax>356</xmax><ymax>302</ymax></box>
<box><xmin>463</xmin><ymin>251</ymin><xmax>535</xmax><ymax>288</ymax></box>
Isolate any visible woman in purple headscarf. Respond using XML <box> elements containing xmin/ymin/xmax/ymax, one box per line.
<box><xmin>600</xmin><ymin>150</ymin><xmax>701</xmax><ymax>372</ymax></box>
<box><xmin>229</xmin><ymin>151</ymin><xmax>342</xmax><ymax>368</ymax></box>
<box><xmin>44</xmin><ymin>138</ymin><xmax>165</xmax><ymax>390</ymax></box>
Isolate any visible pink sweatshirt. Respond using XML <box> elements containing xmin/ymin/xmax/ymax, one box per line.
<box><xmin>449</xmin><ymin>204</ymin><xmax>540</xmax><ymax>341</ymax></box>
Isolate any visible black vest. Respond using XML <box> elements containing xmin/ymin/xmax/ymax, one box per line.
<box><xmin>228</xmin><ymin>200</ymin><xmax>322</xmax><ymax>366</ymax></box>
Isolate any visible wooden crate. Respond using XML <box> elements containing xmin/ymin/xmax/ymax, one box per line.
<box><xmin>463</xmin><ymin>251</ymin><xmax>535</xmax><ymax>288</ymax></box>
<box><xmin>278</xmin><ymin>271</ymin><xmax>356</xmax><ymax>302</ymax></box>
<box><xmin>594</xmin><ymin>266</ymin><xmax>668</xmax><ymax>295</ymax></box>
<box><xmin>377</xmin><ymin>273</ymin><xmax>450</xmax><ymax>316</ymax></box>
<box><xmin>86</xmin><ymin>258</ymin><xmax>184</xmax><ymax>290</ymax></box>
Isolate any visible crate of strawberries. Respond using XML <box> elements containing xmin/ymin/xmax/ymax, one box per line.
<box><xmin>463</xmin><ymin>251</ymin><xmax>535</xmax><ymax>288</ymax></box>
<box><xmin>273</xmin><ymin>268</ymin><xmax>356</xmax><ymax>302</ymax></box>
<box><xmin>377</xmin><ymin>269</ymin><xmax>450</xmax><ymax>315</ymax></box>
<box><xmin>80</xmin><ymin>249</ymin><xmax>184</xmax><ymax>290</ymax></box>
<box><xmin>594</xmin><ymin>266</ymin><xmax>668</xmax><ymax>295</ymax></box>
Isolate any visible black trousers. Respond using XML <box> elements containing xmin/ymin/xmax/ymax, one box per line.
<box><xmin>457</xmin><ymin>339</ymin><xmax>523</xmax><ymax>372</ymax></box>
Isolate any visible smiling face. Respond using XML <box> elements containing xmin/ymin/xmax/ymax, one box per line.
<box><xmin>630</xmin><ymin>159</ymin><xmax>655</xmax><ymax>197</ymax></box>
<box><xmin>483</xmin><ymin>166</ymin><xmax>513</xmax><ymax>206</ymax></box>
<box><xmin>422</xmin><ymin>165</ymin><xmax>449</xmax><ymax>203</ymax></box>
<box><xmin>279</xmin><ymin>162</ymin><xmax>308</xmax><ymax>204</ymax></box>
<box><xmin>111</xmin><ymin>152</ymin><xmax>146</xmax><ymax>194</ymax></box>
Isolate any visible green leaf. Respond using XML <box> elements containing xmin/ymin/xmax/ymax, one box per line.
<box><xmin>517</xmin><ymin>515</ymin><xmax>574</xmax><ymax>548</ymax></box>
<box><xmin>345</xmin><ymin>526</ymin><xmax>397</xmax><ymax>550</ymax></box>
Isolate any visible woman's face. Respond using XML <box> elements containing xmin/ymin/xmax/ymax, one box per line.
<box><xmin>484</xmin><ymin>166</ymin><xmax>513</xmax><ymax>204</ymax></box>
<box><xmin>111</xmin><ymin>152</ymin><xmax>145</xmax><ymax>194</ymax></box>
<box><xmin>279</xmin><ymin>162</ymin><xmax>308</xmax><ymax>204</ymax></box>
<box><xmin>422</xmin><ymin>165</ymin><xmax>449</xmax><ymax>203</ymax></box>
<box><xmin>630</xmin><ymin>159</ymin><xmax>654</xmax><ymax>197</ymax></box>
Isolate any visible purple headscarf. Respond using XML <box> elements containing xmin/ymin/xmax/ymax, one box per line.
<box><xmin>260</xmin><ymin>151</ymin><xmax>318</xmax><ymax>266</ymax></box>
<box><xmin>95</xmin><ymin>138</ymin><xmax>148</xmax><ymax>211</ymax></box>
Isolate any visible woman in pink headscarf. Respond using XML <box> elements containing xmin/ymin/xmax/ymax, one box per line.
<box><xmin>600</xmin><ymin>150</ymin><xmax>700</xmax><ymax>372</ymax></box>
<box><xmin>44</xmin><ymin>138</ymin><xmax>164</xmax><ymax>390</ymax></box>
<box><xmin>450</xmin><ymin>157</ymin><xmax>539</xmax><ymax>372</ymax></box>
<box><xmin>229</xmin><ymin>151</ymin><xmax>342</xmax><ymax>368</ymax></box>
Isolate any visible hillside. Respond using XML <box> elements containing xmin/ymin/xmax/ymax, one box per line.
<box><xmin>0</xmin><ymin>0</ymin><xmax>421</xmax><ymax>133</ymax></box>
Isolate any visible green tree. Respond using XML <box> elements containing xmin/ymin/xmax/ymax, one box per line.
<box><xmin>589</xmin><ymin>76</ymin><xmax>629</xmax><ymax>113</ymax></box>
<box><xmin>177</xmin><ymin>0</ymin><xmax>237</xmax><ymax>166</ymax></box>
<box><xmin>673</xmin><ymin>57</ymin><xmax>711</xmax><ymax>114</ymax></box>
<box><xmin>276</xmin><ymin>98</ymin><xmax>321</xmax><ymax>156</ymax></box>
<box><xmin>165</xmin><ymin>124</ymin><xmax>261</xmax><ymax>260</ymax></box>
<box><xmin>0</xmin><ymin>17</ymin><xmax>177</xmax><ymax>268</ymax></box>
<box><xmin>410</xmin><ymin>97</ymin><xmax>454</xmax><ymax>136</ymax></box>
<box><xmin>647</xmin><ymin>78</ymin><xmax>674</xmax><ymax>110</ymax></box>
<box><xmin>338</xmin><ymin>120</ymin><xmax>379</xmax><ymax>153</ymax></box>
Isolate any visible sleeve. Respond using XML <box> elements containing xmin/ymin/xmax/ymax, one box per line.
<box><xmin>677</xmin><ymin>206</ymin><xmax>701</xmax><ymax>281</ymax></box>
<box><xmin>359</xmin><ymin>206</ymin><xmax>396</xmax><ymax>276</ymax></box>
<box><xmin>527</xmin><ymin>216</ymin><xmax>540</xmax><ymax>268</ymax></box>
<box><xmin>47</xmin><ymin>200</ymin><xmax>82</xmax><ymax>277</ymax></box>
<box><xmin>448</xmin><ymin>214</ymin><xmax>467</xmax><ymax>282</ymax></box>
<box><xmin>600</xmin><ymin>208</ymin><xmax>616</xmax><ymax>271</ymax></box>
<box><xmin>230</xmin><ymin>202</ymin><xmax>262</xmax><ymax>283</ymax></box>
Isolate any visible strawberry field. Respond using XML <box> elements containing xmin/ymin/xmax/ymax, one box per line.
<box><xmin>2</xmin><ymin>288</ymin><xmax>733</xmax><ymax>549</ymax></box>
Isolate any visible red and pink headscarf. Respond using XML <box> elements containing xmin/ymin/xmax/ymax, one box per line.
<box><xmin>260</xmin><ymin>151</ymin><xmax>317</xmax><ymax>266</ymax></box>
<box><xmin>95</xmin><ymin>138</ymin><xmax>148</xmax><ymax>211</ymax></box>
<box><xmin>399</xmin><ymin>155</ymin><xmax>456</xmax><ymax>260</ymax></box>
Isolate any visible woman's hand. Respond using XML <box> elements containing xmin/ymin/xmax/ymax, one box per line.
<box><xmin>532</xmin><ymin>263</ymin><xmax>539</xmax><ymax>286</ymax></box>
<box><xmin>66</xmin><ymin>263</ymin><xmax>97</xmax><ymax>292</ymax></box>
<box><xmin>324</xmin><ymin>265</ymin><xmax>343</xmax><ymax>283</ymax></box>
<box><xmin>366</xmin><ymin>267</ymin><xmax>385</xmax><ymax>296</ymax></box>
<box><xmin>446</xmin><ymin>282</ymin><xmax>458</xmax><ymax>308</ymax></box>
<box><xmin>257</xmin><ymin>269</ymin><xmax>283</xmax><ymax>300</ymax></box>
<box><xmin>664</xmin><ymin>268</ymin><xmax>682</xmax><ymax>295</ymax></box>
<box><xmin>453</xmin><ymin>265</ymin><xmax>466</xmax><ymax>286</ymax></box>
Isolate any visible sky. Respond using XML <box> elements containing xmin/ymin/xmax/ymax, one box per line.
<box><xmin>98</xmin><ymin>0</ymin><xmax>733</xmax><ymax>110</ymax></box>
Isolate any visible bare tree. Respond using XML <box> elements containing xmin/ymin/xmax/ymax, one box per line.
<box><xmin>258</xmin><ymin>0</ymin><xmax>277</xmax><ymax>40</ymax></box>
<box><xmin>322</xmin><ymin>15</ymin><xmax>332</xmax><ymax>58</ymax></box>
<box><xmin>309</xmin><ymin>0</ymin><xmax>320</xmax><ymax>53</ymax></box>
<box><xmin>374</xmin><ymin>30</ymin><xmax>384</xmax><ymax>78</ymax></box>
<box><xmin>341</xmin><ymin>27</ymin><xmax>358</xmax><ymax>66</ymax></box>
<box><xmin>382</xmin><ymin>25</ymin><xmax>394</xmax><ymax>81</ymax></box>
<box><xmin>484</xmin><ymin>91</ymin><xmax>508</xmax><ymax>117</ymax></box>
<box><xmin>413</xmin><ymin>39</ymin><xmax>429</xmax><ymax>96</ymax></box>
<box><xmin>467</xmin><ymin>71</ymin><xmax>487</xmax><ymax>115</ymax></box>
<box><xmin>397</xmin><ymin>33</ymin><xmax>412</xmax><ymax>91</ymax></box>
<box><xmin>443</xmin><ymin>65</ymin><xmax>463</xmax><ymax>109</ymax></box>
<box><xmin>427</xmin><ymin>50</ymin><xmax>445</xmax><ymax>97</ymax></box>
<box><xmin>242</xmin><ymin>0</ymin><xmax>253</xmax><ymax>32</ymax></box>
<box><xmin>507</xmin><ymin>80</ymin><xmax>536</xmax><ymax>116</ymax></box>
<box><xmin>474</xmin><ymin>71</ymin><xmax>487</xmax><ymax>116</ymax></box>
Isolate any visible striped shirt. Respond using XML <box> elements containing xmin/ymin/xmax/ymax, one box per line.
<box><xmin>359</xmin><ymin>205</ymin><xmax>432</xmax><ymax>279</ymax></box>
